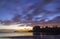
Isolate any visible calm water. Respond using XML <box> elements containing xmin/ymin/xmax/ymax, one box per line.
<box><xmin>0</xmin><ymin>32</ymin><xmax>60</xmax><ymax>39</ymax></box>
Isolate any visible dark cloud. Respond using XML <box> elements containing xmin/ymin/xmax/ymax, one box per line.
<box><xmin>46</xmin><ymin>16</ymin><xmax>60</xmax><ymax>23</ymax></box>
<box><xmin>32</xmin><ymin>9</ymin><xmax>41</xmax><ymax>15</ymax></box>
<box><xmin>22</xmin><ymin>3</ymin><xmax>36</xmax><ymax>14</ymax></box>
<box><xmin>57</xmin><ymin>7</ymin><xmax>60</xmax><ymax>12</ymax></box>
<box><xmin>42</xmin><ymin>0</ymin><xmax>53</xmax><ymax>5</ymax></box>
<box><xmin>12</xmin><ymin>14</ymin><xmax>21</xmax><ymax>22</ymax></box>
<box><xmin>22</xmin><ymin>14</ymin><xmax>34</xmax><ymax>23</ymax></box>
<box><xmin>51</xmin><ymin>16</ymin><xmax>60</xmax><ymax>22</ymax></box>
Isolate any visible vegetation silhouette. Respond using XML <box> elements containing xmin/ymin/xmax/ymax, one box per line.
<box><xmin>33</xmin><ymin>26</ymin><xmax>41</xmax><ymax>32</ymax></box>
<box><xmin>41</xmin><ymin>26</ymin><xmax>60</xmax><ymax>35</ymax></box>
<box><xmin>29</xmin><ymin>25</ymin><xmax>60</xmax><ymax>35</ymax></box>
<box><xmin>33</xmin><ymin>26</ymin><xmax>40</xmax><ymax>35</ymax></box>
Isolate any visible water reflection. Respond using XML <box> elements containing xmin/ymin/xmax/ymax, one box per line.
<box><xmin>33</xmin><ymin>32</ymin><xmax>41</xmax><ymax>39</ymax></box>
<box><xmin>0</xmin><ymin>32</ymin><xmax>60</xmax><ymax>39</ymax></box>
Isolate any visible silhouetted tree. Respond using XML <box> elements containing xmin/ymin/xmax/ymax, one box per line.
<box><xmin>33</xmin><ymin>26</ymin><xmax>40</xmax><ymax>32</ymax></box>
<box><xmin>33</xmin><ymin>26</ymin><xmax>41</xmax><ymax>35</ymax></box>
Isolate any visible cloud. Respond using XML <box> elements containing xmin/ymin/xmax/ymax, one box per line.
<box><xmin>42</xmin><ymin>0</ymin><xmax>53</xmax><ymax>5</ymax></box>
<box><xmin>50</xmin><ymin>16</ymin><xmax>60</xmax><ymax>22</ymax></box>
<box><xmin>10</xmin><ymin>0</ymin><xmax>60</xmax><ymax>23</ymax></box>
<box><xmin>12</xmin><ymin>14</ymin><xmax>21</xmax><ymax>22</ymax></box>
<box><xmin>0</xmin><ymin>0</ymin><xmax>60</xmax><ymax>23</ymax></box>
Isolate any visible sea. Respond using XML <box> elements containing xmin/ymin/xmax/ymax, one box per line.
<box><xmin>0</xmin><ymin>32</ymin><xmax>60</xmax><ymax>39</ymax></box>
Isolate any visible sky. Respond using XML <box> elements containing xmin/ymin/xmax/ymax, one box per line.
<box><xmin>0</xmin><ymin>0</ymin><xmax>60</xmax><ymax>24</ymax></box>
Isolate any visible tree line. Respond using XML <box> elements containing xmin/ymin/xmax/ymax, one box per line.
<box><xmin>29</xmin><ymin>26</ymin><xmax>60</xmax><ymax>35</ymax></box>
